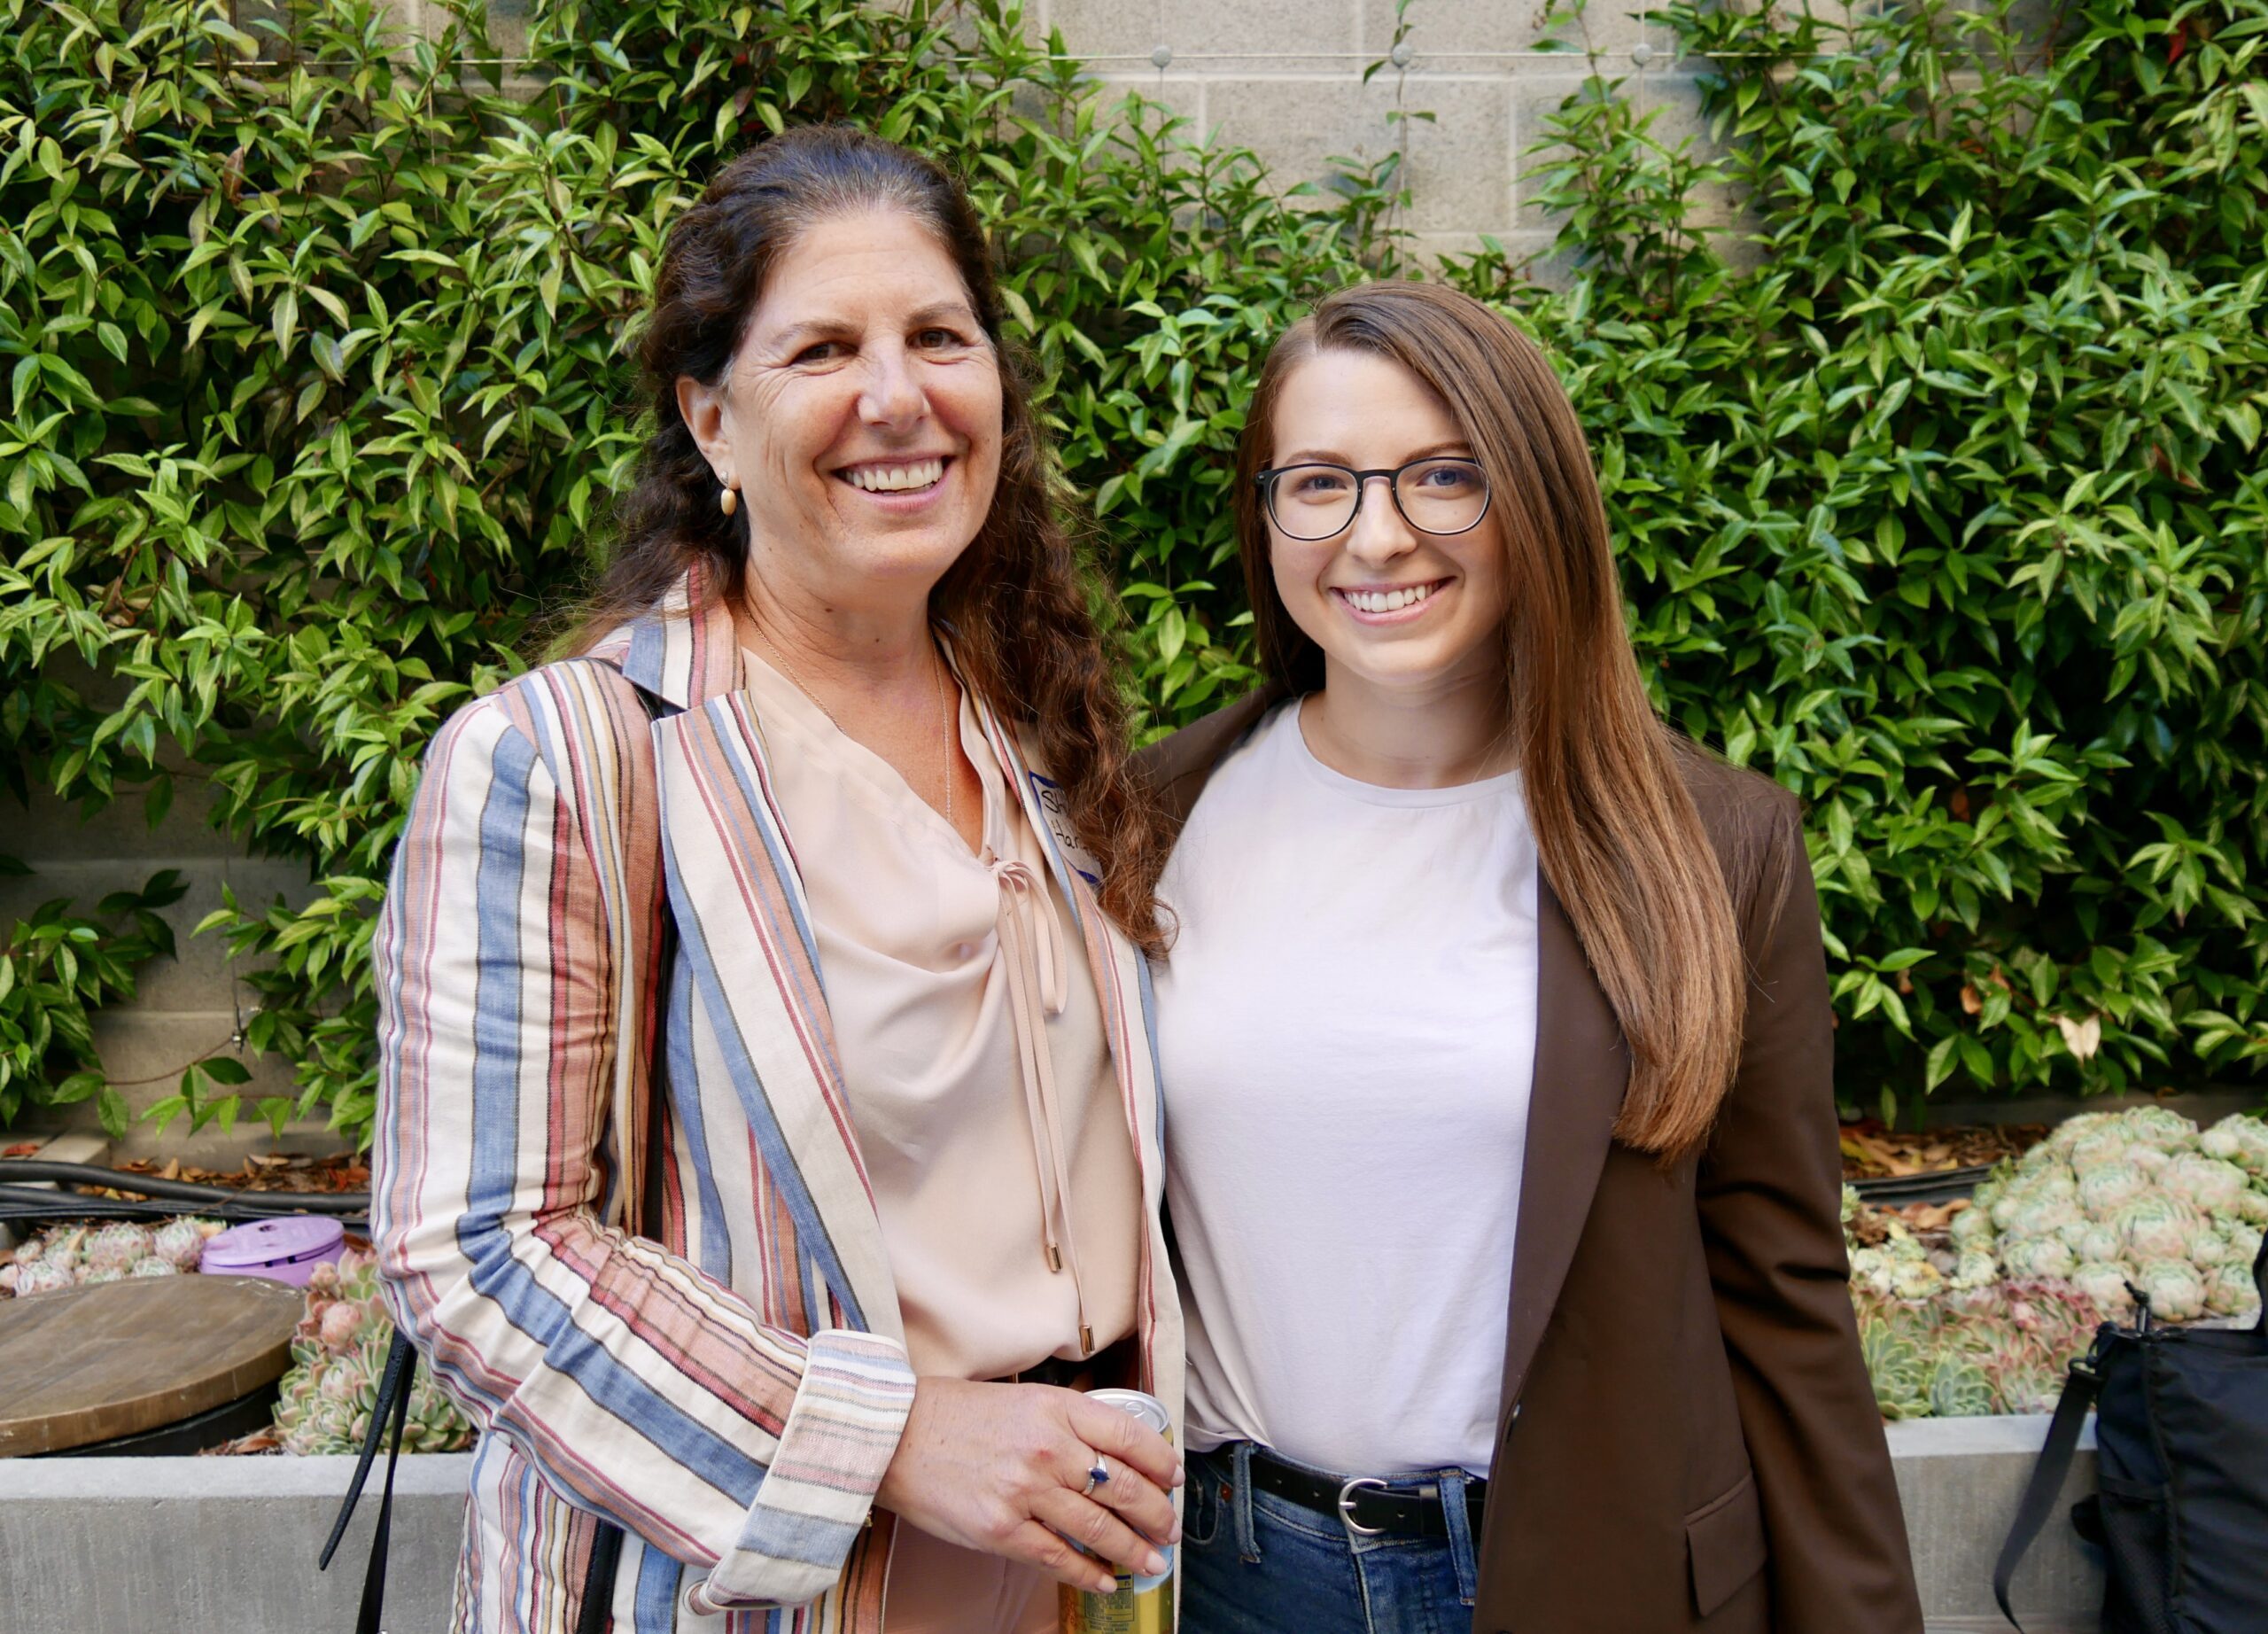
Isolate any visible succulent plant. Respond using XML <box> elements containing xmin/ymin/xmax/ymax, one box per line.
<box><xmin>1949</xmin><ymin>1206</ymin><xmax>1995</xmax><ymax>1249</ymax></box>
<box><xmin>2132</xmin><ymin>1259</ymin><xmax>2209</xmax><ymax>1322</ymax></box>
<box><xmin>2203</xmin><ymin>1263</ymin><xmax>2263</xmax><ymax>1319</ymax></box>
<box><xmin>1927</xmin><ymin>1350</ymin><xmax>1999</xmax><ymax>1419</ymax></box>
<box><xmin>82</xmin><ymin>1223</ymin><xmax>153</xmax><ymax>1275</ymax></box>
<box><xmin>14</xmin><ymin>1260</ymin><xmax>74</xmax><ymax>1296</ymax></box>
<box><xmin>1891</xmin><ymin>1258</ymin><xmax>1946</xmax><ymax>1302</ymax></box>
<box><xmin>2215</xmin><ymin>1219</ymin><xmax>2264</xmax><ymax>1268</ymax></box>
<box><xmin>0</xmin><ymin>1217</ymin><xmax>222</xmax><ymax>1298</ymax></box>
<box><xmin>151</xmin><ymin>1217</ymin><xmax>210</xmax><ymax>1271</ymax></box>
<box><xmin>1857</xmin><ymin>1299</ymin><xmax>1932</xmax><ymax>1420</ymax></box>
<box><xmin>2160</xmin><ymin>1154</ymin><xmax>2250</xmax><ymax>1213</ymax></box>
<box><xmin>2078</xmin><ymin>1161</ymin><xmax>2149</xmax><ymax>1218</ymax></box>
<box><xmin>1999</xmin><ymin>1235</ymin><xmax>2077</xmax><ymax>1280</ymax></box>
<box><xmin>2074</xmin><ymin>1222</ymin><xmax>2124</xmax><ymax>1264</ymax></box>
<box><xmin>2122</xmin><ymin>1106</ymin><xmax>2202</xmax><ymax>1153</ymax></box>
<box><xmin>1951</xmin><ymin>1249</ymin><xmax>2000</xmax><ymax>1289</ymax></box>
<box><xmin>2070</xmin><ymin>1261</ymin><xmax>2138</xmax><ymax>1317</ymax></box>
<box><xmin>2046</xmin><ymin>1112</ymin><xmax>2117</xmax><ymax>1157</ymax></box>
<box><xmin>2111</xmin><ymin>1194</ymin><xmax>2205</xmax><ymax>1261</ymax></box>
<box><xmin>271</xmin><ymin>1252</ymin><xmax>474</xmax><ymax>1457</ymax></box>
<box><xmin>2200</xmin><ymin>1114</ymin><xmax>2268</xmax><ymax>1177</ymax></box>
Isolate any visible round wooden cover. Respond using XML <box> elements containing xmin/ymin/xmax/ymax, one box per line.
<box><xmin>0</xmin><ymin>1273</ymin><xmax>305</xmax><ymax>1456</ymax></box>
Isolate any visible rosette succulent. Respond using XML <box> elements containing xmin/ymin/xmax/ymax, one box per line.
<box><xmin>1949</xmin><ymin>1206</ymin><xmax>1996</xmax><ymax>1249</ymax></box>
<box><xmin>82</xmin><ymin>1223</ymin><xmax>153</xmax><ymax>1275</ymax></box>
<box><xmin>2111</xmin><ymin>1195</ymin><xmax>2205</xmax><ymax>1262</ymax></box>
<box><xmin>2131</xmin><ymin>1259</ymin><xmax>2209</xmax><ymax>1323</ymax></box>
<box><xmin>1998</xmin><ymin>1236</ymin><xmax>2077</xmax><ymax>1280</ymax></box>
<box><xmin>2199</xmin><ymin>1114</ymin><xmax>2268</xmax><ymax>1177</ymax></box>
<box><xmin>2122</xmin><ymin>1106</ymin><xmax>2202</xmax><ymax>1153</ymax></box>
<box><xmin>2070</xmin><ymin>1261</ymin><xmax>2137</xmax><ymax>1316</ymax></box>
<box><xmin>2078</xmin><ymin>1162</ymin><xmax>2149</xmax><ymax>1218</ymax></box>
<box><xmin>1926</xmin><ymin>1351</ymin><xmax>1998</xmax><ymax>1419</ymax></box>
<box><xmin>2</xmin><ymin>1216</ymin><xmax>222</xmax><ymax>1299</ymax></box>
<box><xmin>2203</xmin><ymin>1263</ymin><xmax>2263</xmax><ymax>1319</ymax></box>
<box><xmin>2160</xmin><ymin>1154</ymin><xmax>2250</xmax><ymax>1213</ymax></box>
<box><xmin>271</xmin><ymin>1255</ymin><xmax>474</xmax><ymax>1456</ymax></box>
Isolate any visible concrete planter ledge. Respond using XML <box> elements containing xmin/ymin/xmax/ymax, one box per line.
<box><xmin>1889</xmin><ymin>1413</ymin><xmax>2101</xmax><ymax>1633</ymax></box>
<box><xmin>1</xmin><ymin>1425</ymin><xmax>2105</xmax><ymax>1633</ymax></box>
<box><xmin>1</xmin><ymin>1452</ymin><xmax>477</xmax><ymax>1633</ymax></box>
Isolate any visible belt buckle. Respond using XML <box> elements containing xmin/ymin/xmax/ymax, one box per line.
<box><xmin>1336</xmin><ymin>1476</ymin><xmax>1391</xmax><ymax>1537</ymax></box>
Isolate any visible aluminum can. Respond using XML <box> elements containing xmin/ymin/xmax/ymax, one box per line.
<box><xmin>1059</xmin><ymin>1388</ymin><xmax>1177</xmax><ymax>1634</ymax></box>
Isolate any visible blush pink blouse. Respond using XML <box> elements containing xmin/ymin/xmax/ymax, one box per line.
<box><xmin>740</xmin><ymin>648</ymin><xmax>1143</xmax><ymax>1383</ymax></box>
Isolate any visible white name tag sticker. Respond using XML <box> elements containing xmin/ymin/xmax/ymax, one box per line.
<box><xmin>1029</xmin><ymin>772</ymin><xmax>1103</xmax><ymax>887</ymax></box>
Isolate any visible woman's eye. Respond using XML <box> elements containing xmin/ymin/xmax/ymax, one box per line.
<box><xmin>792</xmin><ymin>340</ymin><xmax>845</xmax><ymax>365</ymax></box>
<box><xmin>915</xmin><ymin>327</ymin><xmax>967</xmax><ymax>349</ymax></box>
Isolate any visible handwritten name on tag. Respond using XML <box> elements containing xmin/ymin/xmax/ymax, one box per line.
<box><xmin>1029</xmin><ymin>772</ymin><xmax>1102</xmax><ymax>887</ymax></box>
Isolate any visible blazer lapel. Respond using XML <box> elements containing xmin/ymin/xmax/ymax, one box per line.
<box><xmin>617</xmin><ymin>572</ymin><xmax>904</xmax><ymax>1344</ymax></box>
<box><xmin>1497</xmin><ymin>874</ymin><xmax>1626</xmax><ymax>1425</ymax></box>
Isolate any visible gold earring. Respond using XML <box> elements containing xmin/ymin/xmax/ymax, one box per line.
<box><xmin>719</xmin><ymin>483</ymin><xmax>738</xmax><ymax>517</ymax></box>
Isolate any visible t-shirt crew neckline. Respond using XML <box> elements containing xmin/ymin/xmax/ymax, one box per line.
<box><xmin>1285</xmin><ymin>696</ymin><xmax>1522</xmax><ymax>809</ymax></box>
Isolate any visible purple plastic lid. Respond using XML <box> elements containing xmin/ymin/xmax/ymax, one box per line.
<box><xmin>200</xmin><ymin>1215</ymin><xmax>346</xmax><ymax>1280</ymax></box>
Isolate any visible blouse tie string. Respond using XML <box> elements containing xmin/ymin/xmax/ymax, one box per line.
<box><xmin>989</xmin><ymin>851</ymin><xmax>1092</xmax><ymax>1354</ymax></box>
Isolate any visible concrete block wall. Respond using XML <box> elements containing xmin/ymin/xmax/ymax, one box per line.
<box><xmin>1039</xmin><ymin>0</ymin><xmax>1707</xmax><ymax>268</ymax></box>
<box><xmin>4</xmin><ymin>775</ymin><xmax>322</xmax><ymax>1163</ymax></box>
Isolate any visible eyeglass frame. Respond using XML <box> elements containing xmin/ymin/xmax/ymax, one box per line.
<box><xmin>1251</xmin><ymin>456</ymin><xmax>1494</xmax><ymax>541</ymax></box>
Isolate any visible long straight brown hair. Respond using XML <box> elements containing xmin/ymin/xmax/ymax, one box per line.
<box><xmin>1235</xmin><ymin>282</ymin><xmax>1746</xmax><ymax>1158</ymax></box>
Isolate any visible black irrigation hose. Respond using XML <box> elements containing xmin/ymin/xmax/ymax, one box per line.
<box><xmin>1848</xmin><ymin>1163</ymin><xmax>1995</xmax><ymax>1206</ymax></box>
<box><xmin>0</xmin><ymin>1186</ymin><xmax>369</xmax><ymax>1230</ymax></box>
<box><xmin>0</xmin><ymin>1158</ymin><xmax>369</xmax><ymax>1217</ymax></box>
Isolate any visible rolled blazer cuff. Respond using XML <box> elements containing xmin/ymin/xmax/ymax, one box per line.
<box><xmin>683</xmin><ymin>1327</ymin><xmax>917</xmax><ymax>1615</ymax></box>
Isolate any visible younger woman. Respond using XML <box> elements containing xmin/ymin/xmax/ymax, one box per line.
<box><xmin>1145</xmin><ymin>283</ymin><xmax>1922</xmax><ymax>1633</ymax></box>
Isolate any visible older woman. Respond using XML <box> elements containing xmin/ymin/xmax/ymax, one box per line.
<box><xmin>372</xmin><ymin>127</ymin><xmax>1181</xmax><ymax>1634</ymax></box>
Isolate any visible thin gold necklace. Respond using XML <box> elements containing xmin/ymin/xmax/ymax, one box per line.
<box><xmin>751</xmin><ymin>623</ymin><xmax>957</xmax><ymax>833</ymax></box>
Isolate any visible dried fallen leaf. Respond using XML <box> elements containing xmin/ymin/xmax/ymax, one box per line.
<box><xmin>2053</xmin><ymin>1013</ymin><xmax>2103</xmax><ymax>1062</ymax></box>
<box><xmin>1961</xmin><ymin>984</ymin><xmax>1983</xmax><ymax>1015</ymax></box>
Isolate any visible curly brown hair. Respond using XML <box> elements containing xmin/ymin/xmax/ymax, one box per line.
<box><xmin>567</xmin><ymin>126</ymin><xmax>1162</xmax><ymax>949</ymax></box>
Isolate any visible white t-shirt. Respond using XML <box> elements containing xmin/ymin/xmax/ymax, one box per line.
<box><xmin>1154</xmin><ymin>699</ymin><xmax>1539</xmax><ymax>1476</ymax></box>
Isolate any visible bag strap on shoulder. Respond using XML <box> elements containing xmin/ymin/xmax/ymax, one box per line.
<box><xmin>1992</xmin><ymin>1338</ymin><xmax>2106</xmax><ymax>1633</ymax></box>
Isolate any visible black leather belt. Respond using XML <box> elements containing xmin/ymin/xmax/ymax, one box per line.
<box><xmin>1243</xmin><ymin>1445</ymin><xmax>1487</xmax><ymax>1539</ymax></box>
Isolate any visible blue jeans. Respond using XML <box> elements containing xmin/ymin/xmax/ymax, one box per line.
<box><xmin>1179</xmin><ymin>1443</ymin><xmax>1482</xmax><ymax>1634</ymax></box>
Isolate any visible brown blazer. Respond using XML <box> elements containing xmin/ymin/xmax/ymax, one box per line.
<box><xmin>1138</xmin><ymin>689</ymin><xmax>1924</xmax><ymax>1634</ymax></box>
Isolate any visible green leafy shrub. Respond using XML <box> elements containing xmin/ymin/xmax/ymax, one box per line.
<box><xmin>0</xmin><ymin>0</ymin><xmax>1379</xmax><ymax>1144</ymax></box>
<box><xmin>0</xmin><ymin>862</ymin><xmax>184</xmax><ymax>1132</ymax></box>
<box><xmin>1</xmin><ymin>0</ymin><xmax>2263</xmax><ymax>1145</ymax></box>
<box><xmin>1447</xmin><ymin>0</ymin><xmax>2268</xmax><ymax>1117</ymax></box>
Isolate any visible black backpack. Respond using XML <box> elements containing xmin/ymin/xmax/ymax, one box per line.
<box><xmin>1994</xmin><ymin>1233</ymin><xmax>2268</xmax><ymax>1633</ymax></box>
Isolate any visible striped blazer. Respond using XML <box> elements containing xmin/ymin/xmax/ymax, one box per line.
<box><xmin>372</xmin><ymin>568</ymin><xmax>1181</xmax><ymax>1632</ymax></box>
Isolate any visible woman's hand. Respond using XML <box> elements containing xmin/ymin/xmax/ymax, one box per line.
<box><xmin>874</xmin><ymin>1376</ymin><xmax>1184</xmax><ymax>1593</ymax></box>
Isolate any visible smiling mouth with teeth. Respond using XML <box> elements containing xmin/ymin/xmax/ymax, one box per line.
<box><xmin>837</xmin><ymin>456</ymin><xmax>950</xmax><ymax>494</ymax></box>
<box><xmin>1337</xmin><ymin>580</ymin><xmax>1446</xmax><ymax>615</ymax></box>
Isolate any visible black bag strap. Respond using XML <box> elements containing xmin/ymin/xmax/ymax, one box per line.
<box><xmin>317</xmin><ymin>1329</ymin><xmax>418</xmax><ymax>1634</ymax></box>
<box><xmin>1992</xmin><ymin>1344</ymin><xmax>2105</xmax><ymax>1632</ymax></box>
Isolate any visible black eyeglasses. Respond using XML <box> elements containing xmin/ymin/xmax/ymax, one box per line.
<box><xmin>1254</xmin><ymin>457</ymin><xmax>1492</xmax><ymax>541</ymax></box>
